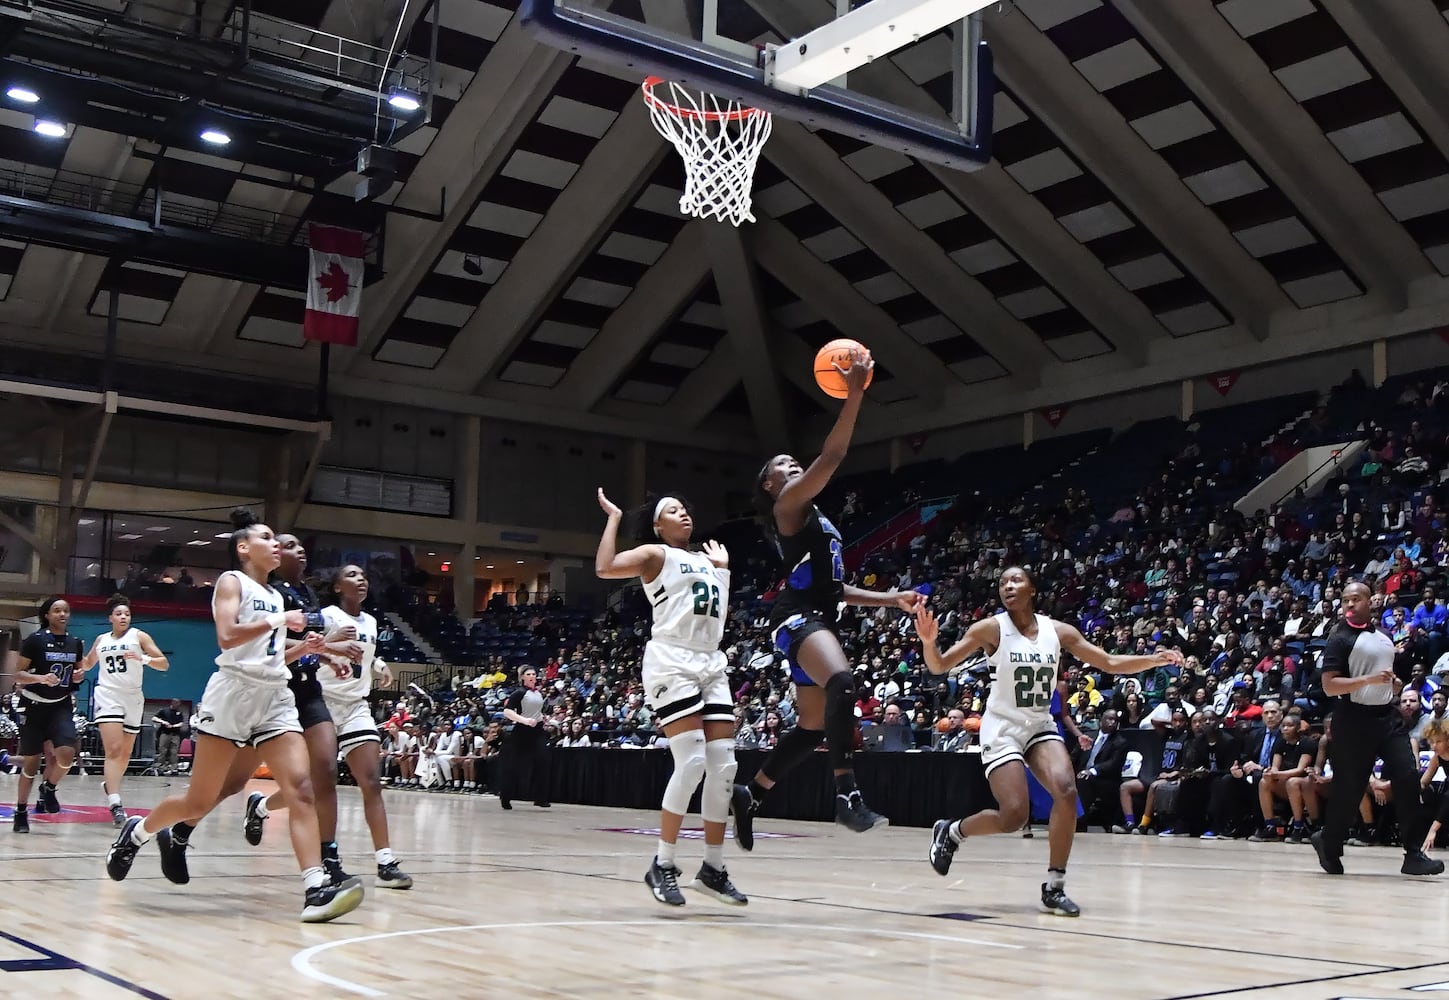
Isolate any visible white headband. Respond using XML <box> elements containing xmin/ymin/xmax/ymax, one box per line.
<box><xmin>653</xmin><ymin>496</ymin><xmax>682</xmax><ymax>522</ymax></box>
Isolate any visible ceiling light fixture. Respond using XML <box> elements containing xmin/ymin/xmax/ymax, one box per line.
<box><xmin>6</xmin><ymin>86</ymin><xmax>39</xmax><ymax>104</ymax></box>
<box><xmin>200</xmin><ymin>128</ymin><xmax>230</xmax><ymax>146</ymax></box>
<box><xmin>33</xmin><ymin>119</ymin><xmax>67</xmax><ymax>138</ymax></box>
<box><xmin>387</xmin><ymin>92</ymin><xmax>421</xmax><ymax>112</ymax></box>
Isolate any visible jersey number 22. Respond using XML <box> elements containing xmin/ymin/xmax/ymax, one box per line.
<box><xmin>691</xmin><ymin>582</ymin><xmax>721</xmax><ymax>618</ymax></box>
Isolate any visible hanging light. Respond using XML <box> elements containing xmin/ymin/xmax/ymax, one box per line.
<box><xmin>33</xmin><ymin>119</ymin><xmax>67</xmax><ymax>138</ymax></box>
<box><xmin>6</xmin><ymin>86</ymin><xmax>39</xmax><ymax>104</ymax></box>
<box><xmin>200</xmin><ymin>128</ymin><xmax>231</xmax><ymax>146</ymax></box>
<box><xmin>387</xmin><ymin>92</ymin><xmax>421</xmax><ymax>112</ymax></box>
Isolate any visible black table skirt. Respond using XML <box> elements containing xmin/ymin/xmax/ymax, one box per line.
<box><xmin>546</xmin><ymin>730</ymin><xmax>1167</xmax><ymax>829</ymax></box>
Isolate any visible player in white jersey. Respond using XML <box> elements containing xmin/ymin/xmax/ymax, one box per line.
<box><xmin>596</xmin><ymin>489</ymin><xmax>748</xmax><ymax>907</ymax></box>
<box><xmin>915</xmin><ymin>566</ymin><xmax>1182</xmax><ymax>916</ymax></box>
<box><xmin>311</xmin><ymin>564</ymin><xmax>412</xmax><ymax>889</ymax></box>
<box><xmin>77</xmin><ymin>593</ymin><xmax>169</xmax><ymax>826</ymax></box>
<box><xmin>106</xmin><ymin>507</ymin><xmax>364</xmax><ymax>923</ymax></box>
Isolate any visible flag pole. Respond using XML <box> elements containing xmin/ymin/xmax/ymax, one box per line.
<box><xmin>317</xmin><ymin>342</ymin><xmax>331</xmax><ymax>421</ymax></box>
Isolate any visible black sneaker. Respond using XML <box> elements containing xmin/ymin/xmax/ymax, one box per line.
<box><xmin>644</xmin><ymin>858</ymin><xmax>685</xmax><ymax>906</ymax></box>
<box><xmin>499</xmin><ymin>798</ymin><xmax>512</xmax><ymax>811</ymax></box>
<box><xmin>835</xmin><ymin>790</ymin><xmax>888</xmax><ymax>833</ymax></box>
<box><xmin>324</xmin><ymin>856</ymin><xmax>359</xmax><ymax>889</ymax></box>
<box><xmin>37</xmin><ymin>781</ymin><xmax>59</xmax><ymax>815</ymax></box>
<box><xmin>109</xmin><ymin>803</ymin><xmax>127</xmax><ymax>828</ymax></box>
<box><xmin>1285</xmin><ymin>821</ymin><xmax>1309</xmax><ymax>845</ymax></box>
<box><xmin>376</xmin><ymin>861</ymin><xmax>414</xmax><ymax>890</ymax></box>
<box><xmin>107</xmin><ymin>817</ymin><xmax>143</xmax><ymax>881</ymax></box>
<box><xmin>301</xmin><ymin>881</ymin><xmax>364</xmax><ymax>923</ymax></box>
<box><xmin>156</xmin><ymin>826</ymin><xmax>191</xmax><ymax>885</ymax></box>
<box><xmin>243</xmin><ymin>792</ymin><xmax>267</xmax><ymax>847</ymax></box>
<box><xmin>928</xmin><ymin>819</ymin><xmax>959</xmax><ymax>876</ymax></box>
<box><xmin>1040</xmin><ymin>882</ymin><xmax>1081</xmax><ymax>917</ymax></box>
<box><xmin>1402</xmin><ymin>850</ymin><xmax>1446</xmax><ymax>876</ymax></box>
<box><xmin>1247</xmin><ymin>822</ymin><xmax>1280</xmax><ymax>843</ymax></box>
<box><xmin>730</xmin><ymin>784</ymin><xmax>756</xmax><ymax>852</ymax></box>
<box><xmin>12</xmin><ymin>808</ymin><xmax>28</xmax><ymax>834</ymax></box>
<box><xmin>1311</xmin><ymin>830</ymin><xmax>1345</xmax><ymax>875</ymax></box>
<box><xmin>533</xmin><ymin>801</ymin><xmax>551</xmax><ymax>808</ymax></box>
<box><xmin>691</xmin><ymin>862</ymin><xmax>748</xmax><ymax>905</ymax></box>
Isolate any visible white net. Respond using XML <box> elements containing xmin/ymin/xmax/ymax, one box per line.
<box><xmin>642</xmin><ymin>78</ymin><xmax>773</xmax><ymax>227</ymax></box>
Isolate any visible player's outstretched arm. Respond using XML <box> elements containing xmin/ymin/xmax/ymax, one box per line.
<box><xmin>594</xmin><ymin>488</ymin><xmax>664</xmax><ymax>582</ymax></box>
<box><xmin>775</xmin><ymin>347</ymin><xmax>872</xmax><ymax>524</ymax></box>
<box><xmin>1055</xmin><ymin>622</ymin><xmax>1184</xmax><ymax>675</ymax></box>
<box><xmin>916</xmin><ymin>609</ymin><xmax>998</xmax><ymax>676</ymax></box>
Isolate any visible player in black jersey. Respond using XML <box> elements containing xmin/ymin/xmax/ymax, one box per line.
<box><xmin>11</xmin><ymin>598</ymin><xmax>86</xmax><ymax>832</ymax></box>
<box><xmin>732</xmin><ymin>346</ymin><xmax>922</xmax><ymax>842</ymax></box>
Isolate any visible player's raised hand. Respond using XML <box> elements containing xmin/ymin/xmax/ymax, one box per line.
<box><xmin>701</xmin><ymin>539</ymin><xmax>729</xmax><ymax>569</ymax></box>
<box><xmin>915</xmin><ymin>607</ymin><xmax>939</xmax><ymax>644</ymax></box>
<box><xmin>835</xmin><ymin>346</ymin><xmax>874</xmax><ymax>397</ymax></box>
<box><xmin>597</xmin><ymin>488</ymin><xmax>622</xmax><ymax>519</ymax></box>
<box><xmin>893</xmin><ymin>590</ymin><xmax>924</xmax><ymax>614</ymax></box>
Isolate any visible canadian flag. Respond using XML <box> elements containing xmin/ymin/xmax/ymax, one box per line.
<box><xmin>303</xmin><ymin>224</ymin><xmax>364</xmax><ymax>346</ymax></box>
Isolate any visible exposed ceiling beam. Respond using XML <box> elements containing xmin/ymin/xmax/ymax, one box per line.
<box><xmin>1317</xmin><ymin>0</ymin><xmax>1449</xmax><ymax>178</ymax></box>
<box><xmin>763</xmin><ymin>124</ymin><xmax>1051</xmax><ymax>387</ymax></box>
<box><xmin>344</xmin><ymin>22</ymin><xmax>578</xmax><ymax>368</ymax></box>
<box><xmin>987</xmin><ymin>11</ymin><xmax>1287</xmax><ymax>339</ymax></box>
<box><xmin>749</xmin><ymin>0</ymin><xmax>1161</xmax><ymax>367</ymax></box>
<box><xmin>749</xmin><ymin>215</ymin><xmax>969</xmax><ymax>400</ymax></box>
<box><xmin>541</xmin><ymin>223</ymin><xmax>710</xmax><ymax>411</ymax></box>
<box><xmin>1114</xmin><ymin>0</ymin><xmax>1429</xmax><ymax>311</ymax></box>
<box><xmin>426</xmin><ymin>97</ymin><xmax>666</xmax><ymax>392</ymax></box>
<box><xmin>701</xmin><ymin>222</ymin><xmax>791</xmax><ymax>451</ymax></box>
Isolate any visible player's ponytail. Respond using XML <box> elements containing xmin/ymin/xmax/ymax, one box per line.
<box><xmin>753</xmin><ymin>461</ymin><xmax>780</xmax><ymax>555</ymax></box>
<box><xmin>228</xmin><ymin>506</ymin><xmax>261</xmax><ymax>567</ymax></box>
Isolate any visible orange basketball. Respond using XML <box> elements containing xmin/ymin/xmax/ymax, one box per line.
<box><xmin>813</xmin><ymin>338</ymin><xmax>873</xmax><ymax>399</ymax></box>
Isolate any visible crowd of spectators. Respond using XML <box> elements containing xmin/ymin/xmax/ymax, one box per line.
<box><xmin>369</xmin><ymin>370</ymin><xmax>1449</xmax><ymax>843</ymax></box>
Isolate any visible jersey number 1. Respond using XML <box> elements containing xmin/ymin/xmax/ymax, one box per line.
<box><xmin>1013</xmin><ymin>665</ymin><xmax>1054</xmax><ymax>710</ymax></box>
<box><xmin>691</xmin><ymin>581</ymin><xmax>721</xmax><ymax>618</ymax></box>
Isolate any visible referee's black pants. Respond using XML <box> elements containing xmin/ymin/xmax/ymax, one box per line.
<box><xmin>499</xmin><ymin>734</ymin><xmax>552</xmax><ymax>806</ymax></box>
<box><xmin>1324</xmin><ymin>707</ymin><xmax>1422</xmax><ymax>853</ymax></box>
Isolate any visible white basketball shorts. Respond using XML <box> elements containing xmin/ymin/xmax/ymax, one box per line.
<box><xmin>326</xmin><ymin>696</ymin><xmax>381</xmax><ymax>754</ymax></box>
<box><xmin>641</xmin><ymin>642</ymin><xmax>732</xmax><ymax>727</ymax></box>
<box><xmin>93</xmin><ymin>684</ymin><xmax>145</xmax><ymax>734</ymax></box>
<box><xmin>194</xmin><ymin>671</ymin><xmax>301</xmax><ymax>748</ymax></box>
<box><xmin>978</xmin><ymin>710</ymin><xmax>1063</xmax><ymax>777</ymax></box>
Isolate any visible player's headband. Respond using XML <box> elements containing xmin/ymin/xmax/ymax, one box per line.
<box><xmin>653</xmin><ymin>496</ymin><xmax>684</xmax><ymax>537</ymax></box>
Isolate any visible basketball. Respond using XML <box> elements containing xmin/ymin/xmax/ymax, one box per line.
<box><xmin>814</xmin><ymin>338</ymin><xmax>873</xmax><ymax>399</ymax></box>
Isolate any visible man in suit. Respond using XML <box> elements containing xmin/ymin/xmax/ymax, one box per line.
<box><xmin>1075</xmin><ymin>709</ymin><xmax>1129</xmax><ymax>830</ymax></box>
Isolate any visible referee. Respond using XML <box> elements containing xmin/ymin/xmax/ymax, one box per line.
<box><xmin>1312</xmin><ymin>581</ymin><xmax>1443</xmax><ymax>876</ymax></box>
<box><xmin>498</xmin><ymin>666</ymin><xmax>552</xmax><ymax>810</ymax></box>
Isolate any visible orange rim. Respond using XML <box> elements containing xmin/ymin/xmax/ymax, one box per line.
<box><xmin>641</xmin><ymin>77</ymin><xmax>767</xmax><ymax>122</ymax></box>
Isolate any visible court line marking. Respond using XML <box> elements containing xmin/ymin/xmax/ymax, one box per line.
<box><xmin>291</xmin><ymin>919</ymin><xmax>1024</xmax><ymax>997</ymax></box>
<box><xmin>1155</xmin><ymin>961</ymin><xmax>1449</xmax><ymax>1000</ymax></box>
<box><xmin>0</xmin><ymin>928</ymin><xmax>170</xmax><ymax>1000</ymax></box>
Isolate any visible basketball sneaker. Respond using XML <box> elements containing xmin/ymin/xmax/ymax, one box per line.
<box><xmin>243</xmin><ymin>792</ymin><xmax>267</xmax><ymax>847</ymax></box>
<box><xmin>12</xmin><ymin>807</ymin><xmax>28</xmax><ymax>834</ymax></box>
<box><xmin>690</xmin><ymin>862</ymin><xmax>747</xmax><ymax>905</ymax></box>
<box><xmin>835</xmin><ymin>790</ymin><xmax>888</xmax><ymax>833</ymax></box>
<box><xmin>1401</xmin><ymin>850</ymin><xmax>1445</xmax><ymax>876</ymax></box>
<box><xmin>301</xmin><ymin>881</ymin><xmax>364</xmax><ymax>923</ymax></box>
<box><xmin>928</xmin><ymin>819</ymin><xmax>958</xmax><ymax>876</ymax></box>
<box><xmin>1247</xmin><ymin>821</ymin><xmax>1280</xmax><ymax>843</ymax></box>
<box><xmin>644</xmin><ymin>858</ymin><xmax>685</xmax><ymax>906</ymax></box>
<box><xmin>37</xmin><ymin>780</ymin><xmax>59</xmax><ymax>815</ymax></box>
<box><xmin>109</xmin><ymin>803</ymin><xmax>127</xmax><ymax>828</ymax></box>
<box><xmin>107</xmin><ymin>817</ymin><xmax>143</xmax><ymax>881</ymax></box>
<box><xmin>1311</xmin><ymin>830</ymin><xmax>1344</xmax><ymax>875</ymax></box>
<box><xmin>376</xmin><ymin>861</ymin><xmax>414</xmax><ymax>890</ymax></box>
<box><xmin>156</xmin><ymin>826</ymin><xmax>190</xmax><ymax>885</ymax></box>
<box><xmin>1040</xmin><ymin>882</ymin><xmax>1081</xmax><ymax>917</ymax></box>
<box><xmin>323</xmin><ymin>853</ymin><xmax>358</xmax><ymax>889</ymax></box>
<box><xmin>1285</xmin><ymin>820</ymin><xmax>1309</xmax><ymax>844</ymax></box>
<box><xmin>729</xmin><ymin>784</ymin><xmax>756</xmax><ymax>852</ymax></box>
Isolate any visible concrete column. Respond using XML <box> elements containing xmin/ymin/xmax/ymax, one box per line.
<box><xmin>1181</xmin><ymin>379</ymin><xmax>1195</xmax><ymax>422</ymax></box>
<box><xmin>455</xmin><ymin>415</ymin><xmax>482</xmax><ymax>625</ymax></box>
<box><xmin>1022</xmin><ymin>411</ymin><xmax>1034</xmax><ymax>450</ymax></box>
<box><xmin>1373</xmin><ymin>341</ymin><xmax>1388</xmax><ymax>389</ymax></box>
<box><xmin>453</xmin><ymin>545</ymin><xmax>477</xmax><ymax>621</ymax></box>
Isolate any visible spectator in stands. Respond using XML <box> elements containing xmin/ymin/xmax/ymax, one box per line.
<box><xmin>869</xmin><ymin>705</ymin><xmax>914</xmax><ymax>753</ymax></box>
<box><xmin>939</xmin><ymin>709</ymin><xmax>971</xmax><ymax>753</ymax></box>
<box><xmin>1132</xmin><ymin>708</ymin><xmax>1192</xmax><ymax>835</ymax></box>
<box><xmin>1181</xmin><ymin>708</ymin><xmax>1241</xmax><ymax>838</ymax></box>
<box><xmin>1250</xmin><ymin>715</ymin><xmax>1314</xmax><ymax>842</ymax></box>
<box><xmin>1075</xmin><ymin>709</ymin><xmax>1130</xmax><ymax>830</ymax></box>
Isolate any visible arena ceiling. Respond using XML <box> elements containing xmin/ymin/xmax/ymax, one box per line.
<box><xmin>3</xmin><ymin>0</ymin><xmax>1449</xmax><ymax>457</ymax></box>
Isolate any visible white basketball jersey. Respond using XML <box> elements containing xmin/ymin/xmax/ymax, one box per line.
<box><xmin>319</xmin><ymin>605</ymin><xmax>379</xmax><ymax>702</ymax></box>
<box><xmin>93</xmin><ymin>628</ymin><xmax>144</xmax><ymax>693</ymax></box>
<box><xmin>645</xmin><ymin>545</ymin><xmax>730</xmax><ymax>652</ymax></box>
<box><xmin>985</xmin><ymin>612</ymin><xmax>1062</xmax><ymax>726</ymax></box>
<box><xmin>213</xmin><ymin>570</ymin><xmax>289</xmax><ymax>685</ymax></box>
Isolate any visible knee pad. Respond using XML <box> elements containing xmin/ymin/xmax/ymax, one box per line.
<box><xmin>700</xmin><ymin>739</ymin><xmax>738</xmax><ymax>824</ymax></box>
<box><xmin>661</xmin><ymin>729</ymin><xmax>708</xmax><ymax>816</ymax></box>
<box><xmin>824</xmin><ymin>670</ymin><xmax>857</xmax><ymax>704</ymax></box>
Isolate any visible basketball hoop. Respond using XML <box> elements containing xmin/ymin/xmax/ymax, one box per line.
<box><xmin>641</xmin><ymin>76</ymin><xmax>773</xmax><ymax>227</ymax></box>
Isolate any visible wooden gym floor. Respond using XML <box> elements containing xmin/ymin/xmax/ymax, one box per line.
<box><xmin>0</xmin><ymin>774</ymin><xmax>1445</xmax><ymax>1000</ymax></box>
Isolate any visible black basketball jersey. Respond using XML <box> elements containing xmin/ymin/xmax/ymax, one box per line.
<box><xmin>770</xmin><ymin>506</ymin><xmax>845</xmax><ymax>625</ymax></box>
<box><xmin>17</xmin><ymin>628</ymin><xmax>85</xmax><ymax>705</ymax></box>
<box><xmin>275</xmin><ymin>578</ymin><xmax>326</xmax><ymax>696</ymax></box>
